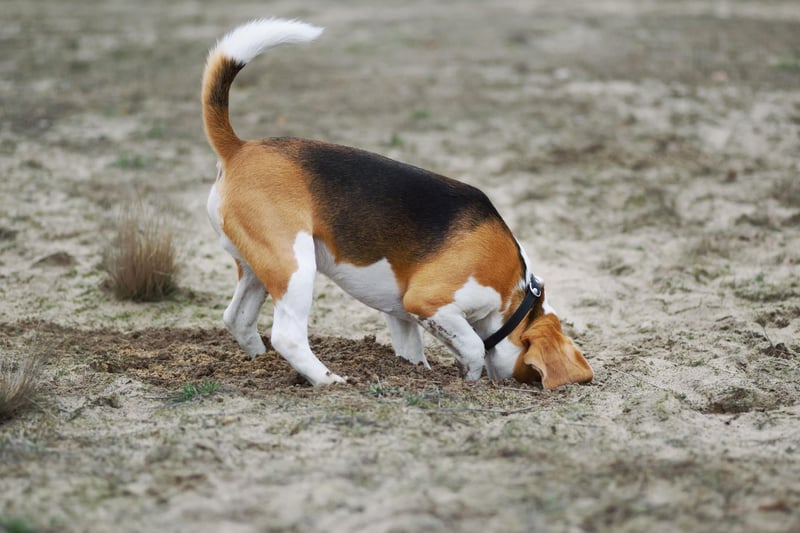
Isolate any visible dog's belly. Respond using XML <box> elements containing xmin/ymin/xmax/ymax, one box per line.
<box><xmin>314</xmin><ymin>239</ymin><xmax>408</xmax><ymax>317</ymax></box>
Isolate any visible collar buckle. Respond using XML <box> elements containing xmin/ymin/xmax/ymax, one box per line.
<box><xmin>529</xmin><ymin>276</ymin><xmax>542</xmax><ymax>298</ymax></box>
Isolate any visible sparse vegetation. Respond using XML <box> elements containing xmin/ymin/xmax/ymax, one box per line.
<box><xmin>773</xmin><ymin>55</ymin><xmax>800</xmax><ymax>72</ymax></box>
<box><xmin>111</xmin><ymin>155</ymin><xmax>147</xmax><ymax>170</ymax></box>
<box><xmin>174</xmin><ymin>379</ymin><xmax>220</xmax><ymax>402</ymax></box>
<box><xmin>0</xmin><ymin>516</ymin><xmax>38</xmax><ymax>533</ymax></box>
<box><xmin>368</xmin><ymin>381</ymin><xmax>388</xmax><ymax>397</ymax></box>
<box><xmin>411</xmin><ymin>110</ymin><xmax>431</xmax><ymax>121</ymax></box>
<box><xmin>0</xmin><ymin>350</ymin><xmax>46</xmax><ymax>423</ymax></box>
<box><xmin>404</xmin><ymin>392</ymin><xmax>424</xmax><ymax>406</ymax></box>
<box><xmin>102</xmin><ymin>205</ymin><xmax>179</xmax><ymax>302</ymax></box>
<box><xmin>388</xmin><ymin>132</ymin><xmax>404</xmax><ymax>147</ymax></box>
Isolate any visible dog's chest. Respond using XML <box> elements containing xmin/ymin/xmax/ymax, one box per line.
<box><xmin>313</xmin><ymin>239</ymin><xmax>407</xmax><ymax>317</ymax></box>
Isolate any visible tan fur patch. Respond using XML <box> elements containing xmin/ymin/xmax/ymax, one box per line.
<box><xmin>402</xmin><ymin>220</ymin><xmax>523</xmax><ymax>318</ymax></box>
<box><xmin>216</xmin><ymin>142</ymin><xmax>313</xmax><ymax>301</ymax></box>
<box><xmin>201</xmin><ymin>52</ymin><xmax>245</xmax><ymax>160</ymax></box>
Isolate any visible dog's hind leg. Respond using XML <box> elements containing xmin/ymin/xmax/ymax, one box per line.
<box><xmin>266</xmin><ymin>231</ymin><xmax>346</xmax><ymax>386</ymax></box>
<box><xmin>385</xmin><ymin>314</ymin><xmax>429</xmax><ymax>368</ymax></box>
<box><xmin>211</xmin><ymin>184</ymin><xmax>267</xmax><ymax>356</ymax></box>
<box><xmin>223</xmin><ymin>259</ymin><xmax>268</xmax><ymax>358</ymax></box>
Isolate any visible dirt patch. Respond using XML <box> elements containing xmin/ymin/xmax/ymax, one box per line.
<box><xmin>1</xmin><ymin>320</ymin><xmax>473</xmax><ymax>395</ymax></box>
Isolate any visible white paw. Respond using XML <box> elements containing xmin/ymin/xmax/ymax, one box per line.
<box><xmin>398</xmin><ymin>354</ymin><xmax>431</xmax><ymax>369</ymax></box>
<box><xmin>464</xmin><ymin>367</ymin><xmax>483</xmax><ymax>381</ymax></box>
<box><xmin>313</xmin><ymin>372</ymin><xmax>348</xmax><ymax>386</ymax></box>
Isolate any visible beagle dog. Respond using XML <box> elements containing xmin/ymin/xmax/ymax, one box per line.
<box><xmin>202</xmin><ymin>19</ymin><xmax>593</xmax><ymax>388</ymax></box>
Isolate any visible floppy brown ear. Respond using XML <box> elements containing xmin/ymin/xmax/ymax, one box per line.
<box><xmin>513</xmin><ymin>314</ymin><xmax>593</xmax><ymax>389</ymax></box>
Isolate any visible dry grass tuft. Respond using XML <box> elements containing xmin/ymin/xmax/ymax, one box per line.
<box><xmin>102</xmin><ymin>205</ymin><xmax>179</xmax><ymax>301</ymax></box>
<box><xmin>0</xmin><ymin>351</ymin><xmax>46</xmax><ymax>422</ymax></box>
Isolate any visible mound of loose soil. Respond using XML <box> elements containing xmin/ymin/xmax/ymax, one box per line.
<box><xmin>0</xmin><ymin>320</ymin><xmax>472</xmax><ymax>396</ymax></box>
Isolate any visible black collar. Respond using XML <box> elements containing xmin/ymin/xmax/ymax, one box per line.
<box><xmin>483</xmin><ymin>276</ymin><xmax>542</xmax><ymax>351</ymax></box>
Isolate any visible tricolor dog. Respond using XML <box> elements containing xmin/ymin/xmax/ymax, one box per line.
<box><xmin>202</xmin><ymin>18</ymin><xmax>593</xmax><ymax>388</ymax></box>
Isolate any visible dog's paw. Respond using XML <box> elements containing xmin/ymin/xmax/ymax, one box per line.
<box><xmin>464</xmin><ymin>366</ymin><xmax>483</xmax><ymax>381</ymax></box>
<box><xmin>314</xmin><ymin>371</ymin><xmax>348</xmax><ymax>386</ymax></box>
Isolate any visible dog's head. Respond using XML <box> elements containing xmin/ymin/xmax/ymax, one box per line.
<box><xmin>512</xmin><ymin>312</ymin><xmax>593</xmax><ymax>389</ymax></box>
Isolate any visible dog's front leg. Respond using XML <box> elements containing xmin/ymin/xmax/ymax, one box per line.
<box><xmin>417</xmin><ymin>308</ymin><xmax>484</xmax><ymax>380</ymax></box>
<box><xmin>223</xmin><ymin>260</ymin><xmax>267</xmax><ymax>358</ymax></box>
<box><xmin>384</xmin><ymin>314</ymin><xmax>429</xmax><ymax>368</ymax></box>
<box><xmin>270</xmin><ymin>233</ymin><xmax>346</xmax><ymax>386</ymax></box>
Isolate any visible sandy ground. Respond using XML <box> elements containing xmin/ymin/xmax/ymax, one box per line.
<box><xmin>2</xmin><ymin>0</ymin><xmax>800</xmax><ymax>531</ymax></box>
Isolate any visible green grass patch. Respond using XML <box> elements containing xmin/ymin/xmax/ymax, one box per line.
<box><xmin>0</xmin><ymin>516</ymin><xmax>38</xmax><ymax>533</ymax></box>
<box><xmin>111</xmin><ymin>155</ymin><xmax>147</xmax><ymax>170</ymax></box>
<box><xmin>411</xmin><ymin>110</ymin><xmax>431</xmax><ymax>121</ymax></box>
<box><xmin>773</xmin><ymin>55</ymin><xmax>800</xmax><ymax>71</ymax></box>
<box><xmin>174</xmin><ymin>379</ymin><xmax>221</xmax><ymax>402</ymax></box>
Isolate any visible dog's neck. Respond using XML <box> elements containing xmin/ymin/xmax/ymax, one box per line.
<box><xmin>483</xmin><ymin>283</ymin><xmax>550</xmax><ymax>381</ymax></box>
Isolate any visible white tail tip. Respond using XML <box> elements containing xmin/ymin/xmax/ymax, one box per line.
<box><xmin>215</xmin><ymin>18</ymin><xmax>324</xmax><ymax>65</ymax></box>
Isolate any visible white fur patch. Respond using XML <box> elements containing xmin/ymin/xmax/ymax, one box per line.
<box><xmin>542</xmin><ymin>296</ymin><xmax>557</xmax><ymax>316</ymax></box>
<box><xmin>207</xmin><ymin>183</ymin><xmax>241</xmax><ymax>259</ymax></box>
<box><xmin>515</xmin><ymin>237</ymin><xmax>534</xmax><ymax>291</ymax></box>
<box><xmin>213</xmin><ymin>18</ymin><xmax>323</xmax><ymax>65</ymax></box>
<box><xmin>486</xmin><ymin>338</ymin><xmax>517</xmax><ymax>380</ymax></box>
<box><xmin>420</xmin><ymin>302</ymin><xmax>486</xmax><ymax>380</ymax></box>
<box><xmin>282</xmin><ymin>232</ymin><xmax>317</xmax><ymax>315</ymax></box>
<box><xmin>385</xmin><ymin>315</ymin><xmax>427</xmax><ymax>368</ymax></box>
<box><xmin>514</xmin><ymin>237</ymin><xmax>553</xmax><ymax>315</ymax></box>
<box><xmin>452</xmin><ymin>277</ymin><xmax>504</xmax><ymax>330</ymax></box>
<box><xmin>206</xmin><ymin>183</ymin><xmax>222</xmax><ymax>232</ymax></box>
<box><xmin>223</xmin><ymin>262</ymin><xmax>267</xmax><ymax>357</ymax></box>
<box><xmin>314</xmin><ymin>240</ymin><xmax>407</xmax><ymax>316</ymax></box>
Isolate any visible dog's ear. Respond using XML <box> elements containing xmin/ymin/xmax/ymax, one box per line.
<box><xmin>513</xmin><ymin>314</ymin><xmax>593</xmax><ymax>389</ymax></box>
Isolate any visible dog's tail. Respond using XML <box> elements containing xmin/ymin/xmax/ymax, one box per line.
<box><xmin>202</xmin><ymin>18</ymin><xmax>324</xmax><ymax>161</ymax></box>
